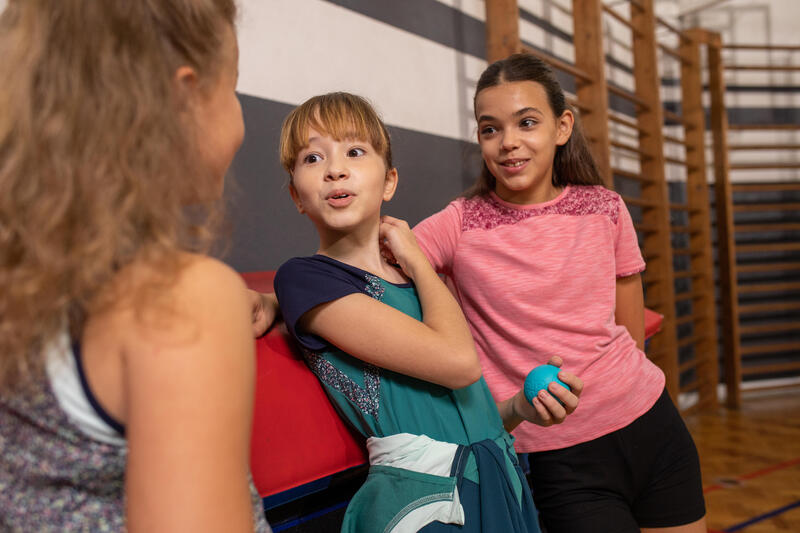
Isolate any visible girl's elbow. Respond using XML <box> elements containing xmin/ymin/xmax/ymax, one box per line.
<box><xmin>450</xmin><ymin>350</ymin><xmax>482</xmax><ymax>388</ymax></box>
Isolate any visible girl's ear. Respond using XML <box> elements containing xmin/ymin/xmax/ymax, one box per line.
<box><xmin>288</xmin><ymin>182</ymin><xmax>305</xmax><ymax>214</ymax></box>
<box><xmin>556</xmin><ymin>109</ymin><xmax>575</xmax><ymax>146</ymax></box>
<box><xmin>383</xmin><ymin>168</ymin><xmax>399</xmax><ymax>201</ymax></box>
<box><xmin>173</xmin><ymin>65</ymin><xmax>200</xmax><ymax>105</ymax></box>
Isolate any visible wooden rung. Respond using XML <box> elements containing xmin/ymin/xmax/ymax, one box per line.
<box><xmin>675</xmin><ymin>289</ymin><xmax>705</xmax><ymax>303</ymax></box>
<box><xmin>725</xmin><ymin>64</ymin><xmax>800</xmax><ymax>72</ymax></box>
<box><xmin>665</xmin><ymin>155</ymin><xmax>690</xmax><ymax>166</ymax></box>
<box><xmin>676</xmin><ymin>312</ymin><xmax>708</xmax><ymax>327</ymax></box>
<box><xmin>609</xmin><ymin>113</ymin><xmax>648</xmax><ymax>134</ymax></box>
<box><xmin>663</xmin><ymin>134</ymin><xmax>689</xmax><ymax>146</ymax></box>
<box><xmin>663</xmin><ymin>109</ymin><xmax>690</xmax><ymax>126</ymax></box>
<box><xmin>655</xmin><ymin>15</ymin><xmax>691</xmax><ymax>42</ymax></box>
<box><xmin>622</xmin><ymin>195</ymin><xmax>660</xmax><ymax>208</ymax></box>
<box><xmin>737</xmin><ymin>280</ymin><xmax>800</xmax><ymax>294</ymax></box>
<box><xmin>520</xmin><ymin>45</ymin><xmax>592</xmax><ymax>82</ymax></box>
<box><xmin>733</xmin><ymin>202</ymin><xmax>800</xmax><ymax>212</ymax></box>
<box><xmin>669</xmin><ymin>203</ymin><xmax>700</xmax><ymax>213</ymax></box>
<box><xmin>738</xmin><ymin>301</ymin><xmax>800</xmax><ymax>314</ymax></box>
<box><xmin>735</xmin><ymin>222</ymin><xmax>800</xmax><ymax>232</ymax></box>
<box><xmin>613</xmin><ymin>167</ymin><xmax>654</xmax><ymax>182</ymax></box>
<box><xmin>730</xmin><ymin>163</ymin><xmax>800</xmax><ymax>170</ymax></box>
<box><xmin>608</xmin><ymin>84</ymin><xmax>650</xmax><ymax>110</ymax></box>
<box><xmin>671</xmin><ymin>225</ymin><xmax>691</xmax><ymax>233</ymax></box>
<box><xmin>732</xmin><ymin>182</ymin><xmax>800</xmax><ymax>193</ymax></box>
<box><xmin>741</xmin><ymin>359</ymin><xmax>800</xmax><ymax>375</ymax></box>
<box><xmin>658</xmin><ymin>42</ymin><xmax>688</xmax><ymax>64</ymax></box>
<box><xmin>601</xmin><ymin>5</ymin><xmax>642</xmax><ymax>36</ymax></box>
<box><xmin>723</xmin><ymin>44</ymin><xmax>800</xmax><ymax>51</ymax></box>
<box><xmin>634</xmin><ymin>222</ymin><xmax>661</xmax><ymax>233</ymax></box>
<box><xmin>679</xmin><ymin>359</ymin><xmax>696</xmax><ymax>374</ymax></box>
<box><xmin>672</xmin><ymin>247</ymin><xmax>692</xmax><ymax>256</ymax></box>
<box><xmin>739</xmin><ymin>320</ymin><xmax>800</xmax><ymax>335</ymax></box>
<box><xmin>729</xmin><ymin>144</ymin><xmax>800</xmax><ymax>151</ymax></box>
<box><xmin>741</xmin><ymin>341</ymin><xmax>800</xmax><ymax>356</ymax></box>
<box><xmin>678</xmin><ymin>333</ymin><xmax>707</xmax><ymax>349</ymax></box>
<box><xmin>610</xmin><ymin>140</ymin><xmax>651</xmax><ymax>159</ymax></box>
<box><xmin>565</xmin><ymin>96</ymin><xmax>592</xmax><ymax>114</ymax></box>
<box><xmin>737</xmin><ymin>242</ymin><xmax>800</xmax><ymax>253</ymax></box>
<box><xmin>674</xmin><ymin>270</ymin><xmax>706</xmax><ymax>280</ymax></box>
<box><xmin>737</xmin><ymin>261</ymin><xmax>800</xmax><ymax>273</ymax></box>
<box><xmin>729</xmin><ymin>124</ymin><xmax>800</xmax><ymax>131</ymax></box>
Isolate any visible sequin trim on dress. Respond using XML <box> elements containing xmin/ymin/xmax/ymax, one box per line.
<box><xmin>300</xmin><ymin>272</ymin><xmax>386</xmax><ymax>417</ymax></box>
<box><xmin>461</xmin><ymin>185</ymin><xmax>620</xmax><ymax>232</ymax></box>
<box><xmin>304</xmin><ymin>351</ymin><xmax>381</xmax><ymax>417</ymax></box>
<box><xmin>364</xmin><ymin>273</ymin><xmax>385</xmax><ymax>301</ymax></box>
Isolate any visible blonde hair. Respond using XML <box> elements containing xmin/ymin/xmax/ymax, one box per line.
<box><xmin>0</xmin><ymin>0</ymin><xmax>237</xmax><ymax>388</ymax></box>
<box><xmin>279</xmin><ymin>92</ymin><xmax>393</xmax><ymax>180</ymax></box>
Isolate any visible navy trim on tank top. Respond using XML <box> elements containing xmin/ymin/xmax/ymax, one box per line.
<box><xmin>72</xmin><ymin>342</ymin><xmax>126</xmax><ymax>436</ymax></box>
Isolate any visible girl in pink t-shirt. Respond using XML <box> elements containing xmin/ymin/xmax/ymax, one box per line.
<box><xmin>413</xmin><ymin>54</ymin><xmax>706</xmax><ymax>533</ymax></box>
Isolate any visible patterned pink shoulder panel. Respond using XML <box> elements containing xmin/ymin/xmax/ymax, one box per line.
<box><xmin>461</xmin><ymin>185</ymin><xmax>620</xmax><ymax>232</ymax></box>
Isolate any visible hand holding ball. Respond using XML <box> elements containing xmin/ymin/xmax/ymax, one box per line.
<box><xmin>524</xmin><ymin>364</ymin><xmax>570</xmax><ymax>404</ymax></box>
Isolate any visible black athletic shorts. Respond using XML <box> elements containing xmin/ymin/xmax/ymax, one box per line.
<box><xmin>526</xmin><ymin>388</ymin><xmax>706</xmax><ymax>532</ymax></box>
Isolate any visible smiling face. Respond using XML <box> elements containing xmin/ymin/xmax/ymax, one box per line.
<box><xmin>475</xmin><ymin>80</ymin><xmax>573</xmax><ymax>205</ymax></box>
<box><xmin>289</xmin><ymin>127</ymin><xmax>397</xmax><ymax>237</ymax></box>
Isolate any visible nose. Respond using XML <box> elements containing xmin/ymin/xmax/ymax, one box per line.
<box><xmin>325</xmin><ymin>154</ymin><xmax>349</xmax><ymax>181</ymax></box>
<box><xmin>501</xmin><ymin>130</ymin><xmax>520</xmax><ymax>151</ymax></box>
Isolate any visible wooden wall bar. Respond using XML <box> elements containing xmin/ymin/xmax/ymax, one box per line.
<box><xmin>573</xmin><ymin>0</ymin><xmax>613</xmax><ymax>185</ymax></box>
<box><xmin>629</xmin><ymin>0</ymin><xmax>680</xmax><ymax>398</ymax></box>
<box><xmin>679</xmin><ymin>29</ymin><xmax>721</xmax><ymax>411</ymax></box>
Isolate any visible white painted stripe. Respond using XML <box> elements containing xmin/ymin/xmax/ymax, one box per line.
<box><xmin>236</xmin><ymin>0</ymin><xmax>487</xmax><ymax>142</ymax></box>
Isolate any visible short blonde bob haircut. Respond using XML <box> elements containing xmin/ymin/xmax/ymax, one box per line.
<box><xmin>279</xmin><ymin>92</ymin><xmax>393</xmax><ymax>180</ymax></box>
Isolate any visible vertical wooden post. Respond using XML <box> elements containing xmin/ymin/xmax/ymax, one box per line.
<box><xmin>706</xmin><ymin>31</ymin><xmax>742</xmax><ymax>408</ymax></box>
<box><xmin>630</xmin><ymin>0</ymin><xmax>680</xmax><ymax>399</ymax></box>
<box><xmin>681</xmin><ymin>29</ymin><xmax>720</xmax><ymax>409</ymax></box>
<box><xmin>485</xmin><ymin>0</ymin><xmax>520</xmax><ymax>63</ymax></box>
<box><xmin>572</xmin><ymin>0</ymin><xmax>613</xmax><ymax>186</ymax></box>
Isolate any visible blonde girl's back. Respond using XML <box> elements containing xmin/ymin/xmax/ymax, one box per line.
<box><xmin>0</xmin><ymin>1</ymin><xmax>268</xmax><ymax>531</ymax></box>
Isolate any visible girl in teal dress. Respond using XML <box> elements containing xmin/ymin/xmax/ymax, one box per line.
<box><xmin>272</xmin><ymin>92</ymin><xmax>583</xmax><ymax>532</ymax></box>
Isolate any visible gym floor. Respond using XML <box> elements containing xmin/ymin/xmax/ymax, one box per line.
<box><xmin>685</xmin><ymin>387</ymin><xmax>800</xmax><ymax>532</ymax></box>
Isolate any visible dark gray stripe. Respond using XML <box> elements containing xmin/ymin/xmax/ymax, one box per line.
<box><xmin>662</xmin><ymin>102</ymin><xmax>800</xmax><ymax>126</ymax></box>
<box><xmin>322</xmin><ymin>0</ymin><xmax>487</xmax><ymax>59</ymax></box>
<box><xmin>225</xmin><ymin>93</ymin><xmax>480</xmax><ymax>272</ymax></box>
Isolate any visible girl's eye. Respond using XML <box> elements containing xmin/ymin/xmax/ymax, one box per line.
<box><xmin>347</xmin><ymin>147</ymin><xmax>366</xmax><ymax>157</ymax></box>
<box><xmin>480</xmin><ymin>125</ymin><xmax>497</xmax><ymax>136</ymax></box>
<box><xmin>520</xmin><ymin>118</ymin><xmax>537</xmax><ymax>128</ymax></box>
<box><xmin>303</xmin><ymin>153</ymin><xmax>322</xmax><ymax>164</ymax></box>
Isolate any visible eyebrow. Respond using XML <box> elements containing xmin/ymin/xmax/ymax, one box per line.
<box><xmin>477</xmin><ymin>107</ymin><xmax>543</xmax><ymax>123</ymax></box>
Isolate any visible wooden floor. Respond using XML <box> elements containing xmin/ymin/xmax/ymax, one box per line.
<box><xmin>684</xmin><ymin>387</ymin><xmax>800</xmax><ymax>532</ymax></box>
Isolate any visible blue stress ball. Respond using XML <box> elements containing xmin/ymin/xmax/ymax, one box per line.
<box><xmin>524</xmin><ymin>364</ymin><xmax>569</xmax><ymax>404</ymax></box>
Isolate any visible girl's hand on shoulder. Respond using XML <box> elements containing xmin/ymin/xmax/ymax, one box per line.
<box><xmin>513</xmin><ymin>356</ymin><xmax>583</xmax><ymax>427</ymax></box>
<box><xmin>379</xmin><ymin>215</ymin><xmax>430</xmax><ymax>279</ymax></box>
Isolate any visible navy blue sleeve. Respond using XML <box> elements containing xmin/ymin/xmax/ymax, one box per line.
<box><xmin>274</xmin><ymin>257</ymin><xmax>362</xmax><ymax>351</ymax></box>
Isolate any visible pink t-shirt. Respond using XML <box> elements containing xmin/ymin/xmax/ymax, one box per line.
<box><xmin>414</xmin><ymin>185</ymin><xmax>665</xmax><ymax>452</ymax></box>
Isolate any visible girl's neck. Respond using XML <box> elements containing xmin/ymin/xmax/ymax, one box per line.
<box><xmin>494</xmin><ymin>181</ymin><xmax>563</xmax><ymax>206</ymax></box>
<box><xmin>316</xmin><ymin>222</ymin><xmax>406</xmax><ymax>283</ymax></box>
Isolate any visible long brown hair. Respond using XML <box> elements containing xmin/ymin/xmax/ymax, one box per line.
<box><xmin>0</xmin><ymin>0</ymin><xmax>237</xmax><ymax>388</ymax></box>
<box><xmin>466</xmin><ymin>53</ymin><xmax>603</xmax><ymax>197</ymax></box>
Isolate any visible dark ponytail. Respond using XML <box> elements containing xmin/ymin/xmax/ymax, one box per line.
<box><xmin>465</xmin><ymin>53</ymin><xmax>604</xmax><ymax>198</ymax></box>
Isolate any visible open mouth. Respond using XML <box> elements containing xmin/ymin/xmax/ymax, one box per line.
<box><xmin>501</xmin><ymin>159</ymin><xmax>528</xmax><ymax>168</ymax></box>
